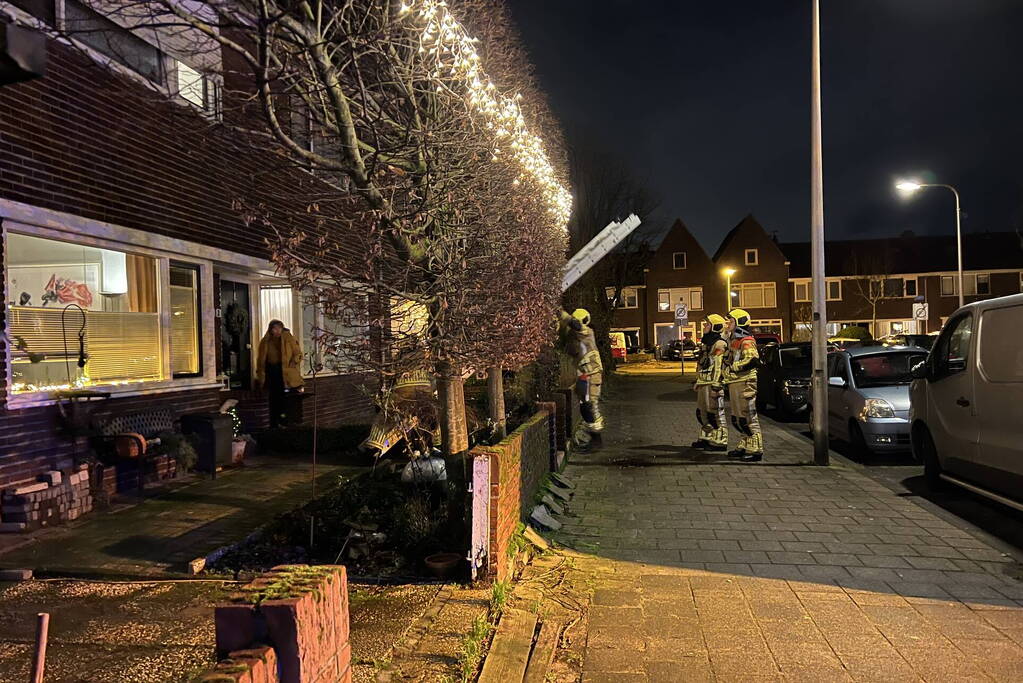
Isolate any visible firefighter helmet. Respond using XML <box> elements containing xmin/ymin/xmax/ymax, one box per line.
<box><xmin>728</xmin><ymin>308</ymin><xmax>751</xmax><ymax>328</ymax></box>
<box><xmin>572</xmin><ymin>308</ymin><xmax>591</xmax><ymax>326</ymax></box>
<box><xmin>705</xmin><ymin>313</ymin><xmax>727</xmax><ymax>333</ymax></box>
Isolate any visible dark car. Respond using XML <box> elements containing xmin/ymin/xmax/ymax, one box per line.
<box><xmin>879</xmin><ymin>333</ymin><xmax>935</xmax><ymax>351</ymax></box>
<box><xmin>757</xmin><ymin>342</ymin><xmax>812</xmax><ymax>415</ymax></box>
<box><xmin>753</xmin><ymin>332</ymin><xmax>782</xmax><ymax>347</ymax></box>
<box><xmin>662</xmin><ymin>338</ymin><xmax>697</xmax><ymax>361</ymax></box>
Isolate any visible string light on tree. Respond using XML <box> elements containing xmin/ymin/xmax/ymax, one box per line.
<box><xmin>399</xmin><ymin>0</ymin><xmax>573</xmax><ymax>227</ymax></box>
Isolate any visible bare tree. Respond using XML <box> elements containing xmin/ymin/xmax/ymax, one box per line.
<box><xmin>51</xmin><ymin>0</ymin><xmax>570</xmax><ymax>456</ymax></box>
<box><xmin>846</xmin><ymin>253</ymin><xmax>897</xmax><ymax>338</ymax></box>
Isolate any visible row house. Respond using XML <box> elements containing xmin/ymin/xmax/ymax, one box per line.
<box><xmin>609</xmin><ymin>211</ymin><xmax>1023</xmax><ymax>349</ymax></box>
<box><xmin>0</xmin><ymin>3</ymin><xmax>375</xmax><ymax>494</ymax></box>
<box><xmin>782</xmin><ymin>231</ymin><xmax>1023</xmax><ymax>339</ymax></box>
<box><xmin>610</xmin><ymin>214</ymin><xmax>791</xmax><ymax>348</ymax></box>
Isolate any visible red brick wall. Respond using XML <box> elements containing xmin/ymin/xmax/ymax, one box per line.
<box><xmin>196</xmin><ymin>646</ymin><xmax>279</xmax><ymax>683</ymax></box>
<box><xmin>475</xmin><ymin>408</ymin><xmax>553</xmax><ymax>582</ymax></box>
<box><xmin>213</xmin><ymin>565</ymin><xmax>351</xmax><ymax>683</ymax></box>
<box><xmin>0</xmin><ymin>41</ymin><xmax>375</xmax><ymax>492</ymax></box>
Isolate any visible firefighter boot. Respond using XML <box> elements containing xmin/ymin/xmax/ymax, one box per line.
<box><xmin>740</xmin><ymin>432</ymin><xmax>764</xmax><ymax>462</ymax></box>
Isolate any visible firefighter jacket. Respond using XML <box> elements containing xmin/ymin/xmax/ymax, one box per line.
<box><xmin>722</xmin><ymin>330</ymin><xmax>759</xmax><ymax>384</ymax></box>
<box><xmin>561</xmin><ymin>312</ymin><xmax>603</xmax><ymax>377</ymax></box>
<box><xmin>695</xmin><ymin>332</ymin><xmax>727</xmax><ymax>387</ymax></box>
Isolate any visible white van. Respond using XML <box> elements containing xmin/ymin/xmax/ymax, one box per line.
<box><xmin>909</xmin><ymin>293</ymin><xmax>1023</xmax><ymax>511</ymax></box>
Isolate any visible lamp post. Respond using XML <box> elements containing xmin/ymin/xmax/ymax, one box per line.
<box><xmin>809</xmin><ymin>0</ymin><xmax>829</xmax><ymax>466</ymax></box>
<box><xmin>723</xmin><ymin>268</ymin><xmax>736</xmax><ymax>310</ymax></box>
<box><xmin>896</xmin><ymin>181</ymin><xmax>964</xmax><ymax>308</ymax></box>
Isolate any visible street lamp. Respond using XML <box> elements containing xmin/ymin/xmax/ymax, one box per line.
<box><xmin>896</xmin><ymin>180</ymin><xmax>964</xmax><ymax>308</ymax></box>
<box><xmin>723</xmin><ymin>268</ymin><xmax>736</xmax><ymax>309</ymax></box>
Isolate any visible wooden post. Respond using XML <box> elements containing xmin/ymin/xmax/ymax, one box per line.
<box><xmin>31</xmin><ymin>612</ymin><xmax>49</xmax><ymax>683</ymax></box>
<box><xmin>487</xmin><ymin>366</ymin><xmax>506</xmax><ymax>441</ymax></box>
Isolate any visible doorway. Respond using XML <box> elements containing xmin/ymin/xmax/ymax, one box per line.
<box><xmin>220</xmin><ymin>279</ymin><xmax>252</xmax><ymax>390</ymax></box>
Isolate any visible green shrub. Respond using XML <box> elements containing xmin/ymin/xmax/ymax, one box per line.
<box><xmin>836</xmin><ymin>326</ymin><xmax>874</xmax><ymax>343</ymax></box>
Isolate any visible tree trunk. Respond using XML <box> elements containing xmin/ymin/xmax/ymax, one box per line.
<box><xmin>437</xmin><ymin>362</ymin><xmax>470</xmax><ymax>458</ymax></box>
<box><xmin>487</xmin><ymin>366</ymin><xmax>506</xmax><ymax>441</ymax></box>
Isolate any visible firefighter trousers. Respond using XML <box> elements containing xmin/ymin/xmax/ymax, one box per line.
<box><xmin>727</xmin><ymin>376</ymin><xmax>763</xmax><ymax>454</ymax></box>
<box><xmin>695</xmin><ymin>385</ymin><xmax>727</xmax><ymax>446</ymax></box>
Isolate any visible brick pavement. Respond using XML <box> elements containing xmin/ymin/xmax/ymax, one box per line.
<box><xmin>0</xmin><ymin>455</ymin><xmax>364</xmax><ymax>577</ymax></box>
<box><xmin>555</xmin><ymin>375</ymin><xmax>1023</xmax><ymax>682</ymax></box>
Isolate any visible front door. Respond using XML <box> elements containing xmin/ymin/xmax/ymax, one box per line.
<box><xmin>925</xmin><ymin>312</ymin><xmax>978</xmax><ymax>471</ymax></box>
<box><xmin>220</xmin><ymin>279</ymin><xmax>252</xmax><ymax>390</ymax></box>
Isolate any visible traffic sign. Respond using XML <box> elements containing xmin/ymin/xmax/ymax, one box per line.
<box><xmin>912</xmin><ymin>303</ymin><xmax>928</xmax><ymax>320</ymax></box>
<box><xmin>675</xmin><ymin>303</ymin><xmax>688</xmax><ymax>326</ymax></box>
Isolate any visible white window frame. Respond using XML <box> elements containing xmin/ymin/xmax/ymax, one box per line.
<box><xmin>657</xmin><ymin>287</ymin><xmax>703</xmax><ymax>313</ymax></box>
<box><xmin>825</xmin><ymin>278</ymin><xmax>842</xmax><ymax>302</ymax></box>
<box><xmin>1</xmin><ymin>201</ymin><xmax>234</xmax><ymax>408</ymax></box>
<box><xmin>734</xmin><ymin>282</ymin><xmax>776</xmax><ymax>309</ymax></box>
<box><xmin>903</xmin><ymin>277</ymin><xmax>918</xmax><ymax>298</ymax></box>
<box><xmin>744</xmin><ymin>249</ymin><xmax>759</xmax><ymax>266</ymax></box>
<box><xmin>940</xmin><ymin>275</ymin><xmax>956</xmax><ymax>297</ymax></box>
<box><xmin>793</xmin><ymin>280</ymin><xmax>810</xmax><ymax>303</ymax></box>
<box><xmin>605</xmin><ymin>286</ymin><xmax>639</xmax><ymax>309</ymax></box>
<box><xmin>672</xmin><ymin>252</ymin><xmax>687</xmax><ymax>270</ymax></box>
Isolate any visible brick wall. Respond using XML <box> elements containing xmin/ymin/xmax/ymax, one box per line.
<box><xmin>212</xmin><ymin>565</ymin><xmax>351</xmax><ymax>683</ymax></box>
<box><xmin>473</xmin><ymin>408</ymin><xmax>553</xmax><ymax>582</ymax></box>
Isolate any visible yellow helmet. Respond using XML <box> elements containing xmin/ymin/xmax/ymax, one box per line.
<box><xmin>728</xmin><ymin>308</ymin><xmax>751</xmax><ymax>327</ymax></box>
<box><xmin>572</xmin><ymin>308</ymin><xmax>591</xmax><ymax>326</ymax></box>
<box><xmin>705</xmin><ymin>313</ymin><xmax>727</xmax><ymax>333</ymax></box>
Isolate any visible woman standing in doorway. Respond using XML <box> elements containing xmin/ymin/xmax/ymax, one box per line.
<box><xmin>255</xmin><ymin>320</ymin><xmax>304</xmax><ymax>428</ymax></box>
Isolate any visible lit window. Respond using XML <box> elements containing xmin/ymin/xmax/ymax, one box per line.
<box><xmin>745</xmin><ymin>249</ymin><xmax>759</xmax><ymax>266</ymax></box>
<box><xmin>673</xmin><ymin>252</ymin><xmax>687</xmax><ymax>270</ymax></box>
<box><xmin>302</xmin><ymin>291</ymin><xmax>365</xmax><ymax>374</ymax></box>
<box><xmin>6</xmin><ymin>233</ymin><xmax>162</xmax><ymax>393</ymax></box>
<box><xmin>735</xmin><ymin>282</ymin><xmax>776</xmax><ymax>308</ymax></box>
<box><xmin>63</xmin><ymin>0</ymin><xmax>166</xmax><ymax>84</ymax></box>
<box><xmin>175</xmin><ymin>61</ymin><xmax>220</xmax><ymax>115</ymax></box>
<box><xmin>259</xmin><ymin>285</ymin><xmax>294</xmax><ymax>333</ymax></box>
<box><xmin>658</xmin><ymin>287</ymin><xmax>702</xmax><ymax>312</ymax></box>
<box><xmin>169</xmin><ymin>263</ymin><xmax>201</xmax><ymax>377</ymax></box>
<box><xmin>658</xmin><ymin>290</ymin><xmax>670</xmax><ymax>312</ymax></box>
<box><xmin>605</xmin><ymin>287</ymin><xmax>639</xmax><ymax>309</ymax></box>
<box><xmin>940</xmin><ymin>276</ymin><xmax>956</xmax><ymax>296</ymax></box>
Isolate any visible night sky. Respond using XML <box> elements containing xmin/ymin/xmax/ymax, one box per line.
<box><xmin>507</xmin><ymin>0</ymin><xmax>1023</xmax><ymax>251</ymax></box>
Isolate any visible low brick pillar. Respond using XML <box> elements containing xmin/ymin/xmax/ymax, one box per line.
<box><xmin>195</xmin><ymin>646</ymin><xmax>279</xmax><ymax>683</ymax></box>
<box><xmin>0</xmin><ymin>463</ymin><xmax>92</xmax><ymax>531</ymax></box>
<box><xmin>213</xmin><ymin>565</ymin><xmax>351</xmax><ymax>683</ymax></box>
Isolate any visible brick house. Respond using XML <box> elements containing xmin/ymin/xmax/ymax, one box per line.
<box><xmin>782</xmin><ymin>231</ymin><xmax>1023</xmax><ymax>339</ymax></box>
<box><xmin>0</xmin><ymin>4</ymin><xmax>375</xmax><ymax>498</ymax></box>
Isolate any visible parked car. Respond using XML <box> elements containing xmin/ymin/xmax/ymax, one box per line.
<box><xmin>753</xmin><ymin>332</ymin><xmax>782</xmax><ymax>347</ymax></box>
<box><xmin>662</xmin><ymin>338</ymin><xmax>697</xmax><ymax>361</ymax></box>
<box><xmin>828</xmin><ymin>336</ymin><xmax>866</xmax><ymax>351</ymax></box>
<box><xmin>879</xmin><ymin>333</ymin><xmax>936</xmax><ymax>351</ymax></box>
<box><xmin>809</xmin><ymin>345</ymin><xmax>928</xmax><ymax>454</ymax></box>
<box><xmin>910</xmin><ymin>294</ymin><xmax>1023</xmax><ymax>510</ymax></box>
<box><xmin>757</xmin><ymin>342</ymin><xmax>812</xmax><ymax>415</ymax></box>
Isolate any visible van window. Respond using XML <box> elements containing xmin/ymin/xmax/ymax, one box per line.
<box><xmin>930</xmin><ymin>313</ymin><xmax>972</xmax><ymax>379</ymax></box>
<box><xmin>979</xmin><ymin>305</ymin><xmax>1023</xmax><ymax>382</ymax></box>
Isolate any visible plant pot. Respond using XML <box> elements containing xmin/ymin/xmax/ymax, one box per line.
<box><xmin>424</xmin><ymin>552</ymin><xmax>461</xmax><ymax>579</ymax></box>
<box><xmin>231</xmin><ymin>439</ymin><xmax>247</xmax><ymax>464</ymax></box>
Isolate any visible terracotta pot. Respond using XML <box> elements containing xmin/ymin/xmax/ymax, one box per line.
<box><xmin>231</xmin><ymin>439</ymin><xmax>247</xmax><ymax>464</ymax></box>
<box><xmin>424</xmin><ymin>552</ymin><xmax>462</xmax><ymax>579</ymax></box>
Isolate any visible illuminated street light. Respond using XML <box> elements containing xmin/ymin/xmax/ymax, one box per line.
<box><xmin>723</xmin><ymin>268</ymin><xmax>736</xmax><ymax>309</ymax></box>
<box><xmin>895</xmin><ymin>179</ymin><xmax>963</xmax><ymax>308</ymax></box>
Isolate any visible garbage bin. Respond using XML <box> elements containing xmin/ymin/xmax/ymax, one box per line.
<box><xmin>181</xmin><ymin>412</ymin><xmax>234</xmax><ymax>475</ymax></box>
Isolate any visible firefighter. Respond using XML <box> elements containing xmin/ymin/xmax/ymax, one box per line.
<box><xmin>560</xmin><ymin>308</ymin><xmax>605</xmax><ymax>450</ymax></box>
<box><xmin>723</xmin><ymin>308</ymin><xmax>764</xmax><ymax>462</ymax></box>
<box><xmin>691</xmin><ymin>314</ymin><xmax>728</xmax><ymax>451</ymax></box>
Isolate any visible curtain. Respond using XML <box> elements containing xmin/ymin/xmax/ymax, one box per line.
<box><xmin>127</xmin><ymin>255</ymin><xmax>158</xmax><ymax>312</ymax></box>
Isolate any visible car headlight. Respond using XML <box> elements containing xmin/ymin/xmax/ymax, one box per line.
<box><xmin>862</xmin><ymin>399</ymin><xmax>895</xmax><ymax>419</ymax></box>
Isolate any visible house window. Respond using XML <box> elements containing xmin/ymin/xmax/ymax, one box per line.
<box><xmin>826</xmin><ymin>279</ymin><xmax>842</xmax><ymax>301</ymax></box>
<box><xmin>904</xmin><ymin>277</ymin><xmax>918</xmax><ymax>297</ymax></box>
<box><xmin>301</xmin><ymin>292</ymin><xmax>364</xmax><ymax>374</ymax></box>
<box><xmin>965</xmin><ymin>273</ymin><xmax>990</xmax><ymax>296</ymax></box>
<box><xmin>175</xmin><ymin>61</ymin><xmax>222</xmax><ymax>116</ymax></box>
<box><xmin>673</xmin><ymin>252</ymin><xmax>687</xmax><ymax>270</ymax></box>
<box><xmin>794</xmin><ymin>281</ymin><xmax>810</xmax><ymax>302</ymax></box>
<box><xmin>6</xmin><ymin>233</ymin><xmax>163</xmax><ymax>393</ymax></box>
<box><xmin>940</xmin><ymin>276</ymin><xmax>956</xmax><ymax>296</ymax></box>
<box><xmin>744</xmin><ymin>249</ymin><xmax>759</xmax><ymax>266</ymax></box>
<box><xmin>169</xmin><ymin>263</ymin><xmax>201</xmax><ymax>377</ymax></box>
<box><xmin>259</xmin><ymin>285</ymin><xmax>295</xmax><ymax>333</ymax></box>
<box><xmin>657</xmin><ymin>287</ymin><xmax>703</xmax><ymax>313</ymax></box>
<box><xmin>605</xmin><ymin>287</ymin><xmax>639</xmax><ymax>309</ymax></box>
<box><xmin>63</xmin><ymin>0</ymin><xmax>166</xmax><ymax>85</ymax></box>
<box><xmin>734</xmin><ymin>282</ymin><xmax>776</xmax><ymax>309</ymax></box>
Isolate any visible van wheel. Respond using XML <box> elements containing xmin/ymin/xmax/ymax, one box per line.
<box><xmin>915</xmin><ymin>426</ymin><xmax>945</xmax><ymax>490</ymax></box>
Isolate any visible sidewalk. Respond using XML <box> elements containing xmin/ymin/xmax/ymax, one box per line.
<box><xmin>0</xmin><ymin>454</ymin><xmax>365</xmax><ymax>577</ymax></box>
<box><xmin>554</xmin><ymin>374</ymin><xmax>1023</xmax><ymax>682</ymax></box>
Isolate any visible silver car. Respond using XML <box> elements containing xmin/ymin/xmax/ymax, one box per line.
<box><xmin>811</xmin><ymin>346</ymin><xmax>929</xmax><ymax>454</ymax></box>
